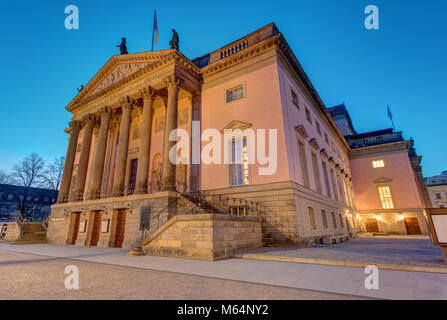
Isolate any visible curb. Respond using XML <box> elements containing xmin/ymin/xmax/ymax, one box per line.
<box><xmin>233</xmin><ymin>253</ymin><xmax>447</xmax><ymax>274</ymax></box>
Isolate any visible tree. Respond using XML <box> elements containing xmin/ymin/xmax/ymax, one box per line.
<box><xmin>11</xmin><ymin>153</ymin><xmax>45</xmax><ymax>219</ymax></box>
<box><xmin>41</xmin><ymin>156</ymin><xmax>65</xmax><ymax>190</ymax></box>
<box><xmin>0</xmin><ymin>169</ymin><xmax>13</xmax><ymax>184</ymax></box>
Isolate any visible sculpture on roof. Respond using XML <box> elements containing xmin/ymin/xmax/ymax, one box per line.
<box><xmin>116</xmin><ymin>37</ymin><xmax>128</xmax><ymax>55</ymax></box>
<box><xmin>169</xmin><ymin>29</ymin><xmax>179</xmax><ymax>51</ymax></box>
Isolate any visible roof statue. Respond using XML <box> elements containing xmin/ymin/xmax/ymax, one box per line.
<box><xmin>116</xmin><ymin>37</ymin><xmax>128</xmax><ymax>55</ymax></box>
<box><xmin>169</xmin><ymin>29</ymin><xmax>179</xmax><ymax>51</ymax></box>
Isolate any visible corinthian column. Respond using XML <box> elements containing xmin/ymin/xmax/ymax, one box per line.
<box><xmin>58</xmin><ymin>120</ymin><xmax>82</xmax><ymax>203</ymax></box>
<box><xmin>162</xmin><ymin>75</ymin><xmax>181</xmax><ymax>191</ymax></box>
<box><xmin>73</xmin><ymin>114</ymin><xmax>96</xmax><ymax>202</ymax></box>
<box><xmin>112</xmin><ymin>97</ymin><xmax>134</xmax><ymax>197</ymax></box>
<box><xmin>135</xmin><ymin>87</ymin><xmax>156</xmax><ymax>194</ymax></box>
<box><xmin>87</xmin><ymin>107</ymin><xmax>112</xmax><ymax>200</ymax></box>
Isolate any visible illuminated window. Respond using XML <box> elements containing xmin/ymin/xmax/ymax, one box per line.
<box><xmin>231</xmin><ymin>138</ymin><xmax>249</xmax><ymax>186</ymax></box>
<box><xmin>378</xmin><ymin>186</ymin><xmax>394</xmax><ymax>209</ymax></box>
<box><xmin>308</xmin><ymin>207</ymin><xmax>316</xmax><ymax>229</ymax></box>
<box><xmin>226</xmin><ymin>84</ymin><xmax>245</xmax><ymax>103</ymax></box>
<box><xmin>372</xmin><ymin>160</ymin><xmax>385</xmax><ymax>168</ymax></box>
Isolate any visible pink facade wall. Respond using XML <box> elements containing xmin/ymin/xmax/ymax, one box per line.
<box><xmin>350</xmin><ymin>152</ymin><xmax>424</xmax><ymax>211</ymax></box>
<box><xmin>276</xmin><ymin>61</ymin><xmax>351</xmax><ymax>204</ymax></box>
<box><xmin>200</xmin><ymin>61</ymin><xmax>291</xmax><ymax>190</ymax></box>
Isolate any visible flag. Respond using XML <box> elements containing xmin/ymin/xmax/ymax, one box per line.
<box><xmin>387</xmin><ymin>104</ymin><xmax>393</xmax><ymax>120</ymax></box>
<box><xmin>153</xmin><ymin>10</ymin><xmax>158</xmax><ymax>46</ymax></box>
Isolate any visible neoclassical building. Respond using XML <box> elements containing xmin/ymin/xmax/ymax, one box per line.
<box><xmin>49</xmin><ymin>23</ymin><xmax>419</xmax><ymax>256</ymax></box>
<box><xmin>425</xmin><ymin>171</ymin><xmax>447</xmax><ymax>208</ymax></box>
<box><xmin>328</xmin><ymin>104</ymin><xmax>431</xmax><ymax>235</ymax></box>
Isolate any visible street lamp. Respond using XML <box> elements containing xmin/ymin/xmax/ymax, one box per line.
<box><xmin>426</xmin><ymin>208</ymin><xmax>447</xmax><ymax>264</ymax></box>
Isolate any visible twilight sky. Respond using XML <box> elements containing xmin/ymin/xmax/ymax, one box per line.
<box><xmin>0</xmin><ymin>0</ymin><xmax>445</xmax><ymax>177</ymax></box>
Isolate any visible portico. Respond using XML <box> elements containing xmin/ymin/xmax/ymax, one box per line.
<box><xmin>48</xmin><ymin>50</ymin><xmax>201</xmax><ymax>248</ymax></box>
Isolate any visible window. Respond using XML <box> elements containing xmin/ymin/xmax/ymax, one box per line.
<box><xmin>321</xmin><ymin>210</ymin><xmax>328</xmax><ymax>229</ymax></box>
<box><xmin>321</xmin><ymin>162</ymin><xmax>331</xmax><ymax>198</ymax></box>
<box><xmin>226</xmin><ymin>84</ymin><xmax>245</xmax><ymax>103</ymax></box>
<box><xmin>436</xmin><ymin>193</ymin><xmax>441</xmax><ymax>199</ymax></box>
<box><xmin>298</xmin><ymin>140</ymin><xmax>309</xmax><ymax>188</ymax></box>
<box><xmin>331</xmin><ymin>212</ymin><xmax>337</xmax><ymax>228</ymax></box>
<box><xmin>339</xmin><ymin>214</ymin><xmax>344</xmax><ymax>228</ymax></box>
<box><xmin>132</xmin><ymin>124</ymin><xmax>141</xmax><ymax>140</ymax></box>
<box><xmin>372</xmin><ymin>160</ymin><xmax>385</xmax><ymax>168</ymax></box>
<box><xmin>316</xmin><ymin>122</ymin><xmax>321</xmax><ymax>135</ymax></box>
<box><xmin>305</xmin><ymin>108</ymin><xmax>312</xmax><ymax>123</ymax></box>
<box><xmin>231</xmin><ymin>138</ymin><xmax>249</xmax><ymax>186</ymax></box>
<box><xmin>7</xmin><ymin>194</ymin><xmax>13</xmax><ymax>200</ymax></box>
<box><xmin>440</xmin><ymin>205</ymin><xmax>445</xmax><ymax>208</ymax></box>
<box><xmin>291</xmin><ymin>90</ymin><xmax>299</xmax><ymax>107</ymax></box>
<box><xmin>311</xmin><ymin>153</ymin><xmax>321</xmax><ymax>193</ymax></box>
<box><xmin>324</xmin><ymin>133</ymin><xmax>329</xmax><ymax>144</ymax></box>
<box><xmin>308</xmin><ymin>207</ymin><xmax>316</xmax><ymax>229</ymax></box>
<box><xmin>330</xmin><ymin>168</ymin><xmax>339</xmax><ymax>201</ymax></box>
<box><xmin>378</xmin><ymin>186</ymin><xmax>394</xmax><ymax>209</ymax></box>
<box><xmin>155</xmin><ymin>117</ymin><xmax>165</xmax><ymax>133</ymax></box>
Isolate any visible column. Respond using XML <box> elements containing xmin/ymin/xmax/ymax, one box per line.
<box><xmin>189</xmin><ymin>91</ymin><xmax>201</xmax><ymax>192</ymax></box>
<box><xmin>72</xmin><ymin>114</ymin><xmax>96</xmax><ymax>202</ymax></box>
<box><xmin>100</xmin><ymin>123</ymin><xmax>117</xmax><ymax>197</ymax></box>
<box><xmin>135</xmin><ymin>87</ymin><xmax>156</xmax><ymax>194</ymax></box>
<box><xmin>58</xmin><ymin>120</ymin><xmax>82</xmax><ymax>203</ymax></box>
<box><xmin>162</xmin><ymin>75</ymin><xmax>181</xmax><ymax>191</ymax></box>
<box><xmin>112</xmin><ymin>96</ymin><xmax>134</xmax><ymax>197</ymax></box>
<box><xmin>87</xmin><ymin>107</ymin><xmax>112</xmax><ymax>200</ymax></box>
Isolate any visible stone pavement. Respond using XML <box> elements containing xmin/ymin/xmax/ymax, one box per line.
<box><xmin>0</xmin><ymin>250</ymin><xmax>360</xmax><ymax>300</ymax></box>
<box><xmin>1</xmin><ymin>243</ymin><xmax>447</xmax><ymax>299</ymax></box>
<box><xmin>237</xmin><ymin>237</ymin><xmax>446</xmax><ymax>270</ymax></box>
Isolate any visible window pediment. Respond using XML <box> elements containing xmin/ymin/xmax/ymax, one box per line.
<box><xmin>221</xmin><ymin>120</ymin><xmax>252</xmax><ymax>132</ymax></box>
<box><xmin>295</xmin><ymin>125</ymin><xmax>308</xmax><ymax>139</ymax></box>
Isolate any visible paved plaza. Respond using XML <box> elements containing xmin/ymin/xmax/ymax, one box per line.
<box><xmin>238</xmin><ymin>237</ymin><xmax>447</xmax><ymax>270</ymax></box>
<box><xmin>1</xmin><ymin>241</ymin><xmax>447</xmax><ymax>300</ymax></box>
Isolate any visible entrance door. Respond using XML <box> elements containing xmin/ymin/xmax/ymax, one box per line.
<box><xmin>89</xmin><ymin>211</ymin><xmax>101</xmax><ymax>247</ymax></box>
<box><xmin>129</xmin><ymin>159</ymin><xmax>138</xmax><ymax>194</ymax></box>
<box><xmin>114</xmin><ymin>210</ymin><xmax>126</xmax><ymax>248</ymax></box>
<box><xmin>365</xmin><ymin>218</ymin><xmax>379</xmax><ymax>232</ymax></box>
<box><xmin>404</xmin><ymin>217</ymin><xmax>421</xmax><ymax>235</ymax></box>
<box><xmin>71</xmin><ymin>213</ymin><xmax>81</xmax><ymax>245</ymax></box>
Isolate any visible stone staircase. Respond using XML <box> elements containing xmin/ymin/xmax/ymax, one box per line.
<box><xmin>8</xmin><ymin>223</ymin><xmax>47</xmax><ymax>245</ymax></box>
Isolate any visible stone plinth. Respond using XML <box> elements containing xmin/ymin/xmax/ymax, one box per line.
<box><xmin>141</xmin><ymin>214</ymin><xmax>262</xmax><ymax>261</ymax></box>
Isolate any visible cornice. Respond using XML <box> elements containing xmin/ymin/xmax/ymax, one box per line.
<box><xmin>349</xmin><ymin>140</ymin><xmax>410</xmax><ymax>159</ymax></box>
<box><xmin>201</xmin><ymin>34</ymin><xmax>281</xmax><ymax>78</ymax></box>
<box><xmin>66</xmin><ymin>50</ymin><xmax>201</xmax><ymax>113</ymax></box>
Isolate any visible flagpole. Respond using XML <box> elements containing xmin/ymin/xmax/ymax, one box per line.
<box><xmin>151</xmin><ymin>10</ymin><xmax>156</xmax><ymax>51</ymax></box>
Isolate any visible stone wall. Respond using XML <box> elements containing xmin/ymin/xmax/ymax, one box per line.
<box><xmin>141</xmin><ymin>214</ymin><xmax>262</xmax><ymax>261</ymax></box>
<box><xmin>47</xmin><ymin>191</ymin><xmax>176</xmax><ymax>248</ymax></box>
<box><xmin>203</xmin><ymin>181</ymin><xmax>353</xmax><ymax>246</ymax></box>
<box><xmin>3</xmin><ymin>222</ymin><xmax>21</xmax><ymax>242</ymax></box>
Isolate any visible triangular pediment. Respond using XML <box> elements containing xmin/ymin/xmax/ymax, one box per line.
<box><xmin>221</xmin><ymin>120</ymin><xmax>253</xmax><ymax>132</ymax></box>
<box><xmin>375</xmin><ymin>177</ymin><xmax>392</xmax><ymax>184</ymax></box>
<box><xmin>320</xmin><ymin>148</ymin><xmax>328</xmax><ymax>159</ymax></box>
<box><xmin>67</xmin><ymin>50</ymin><xmax>175</xmax><ymax>111</ymax></box>
<box><xmin>309</xmin><ymin>138</ymin><xmax>320</xmax><ymax>150</ymax></box>
<box><xmin>294</xmin><ymin>125</ymin><xmax>308</xmax><ymax>139</ymax></box>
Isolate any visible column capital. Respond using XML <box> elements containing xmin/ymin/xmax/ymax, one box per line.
<box><xmin>120</xmin><ymin>96</ymin><xmax>136</xmax><ymax>110</ymax></box>
<box><xmin>99</xmin><ymin>106</ymin><xmax>113</xmax><ymax>119</ymax></box>
<box><xmin>188</xmin><ymin>91</ymin><xmax>201</xmax><ymax>106</ymax></box>
<box><xmin>82</xmin><ymin>114</ymin><xmax>97</xmax><ymax>126</ymax></box>
<box><xmin>69</xmin><ymin>120</ymin><xmax>83</xmax><ymax>132</ymax></box>
<box><xmin>163</xmin><ymin>74</ymin><xmax>184</xmax><ymax>90</ymax></box>
<box><xmin>140</xmin><ymin>86</ymin><xmax>157</xmax><ymax>101</ymax></box>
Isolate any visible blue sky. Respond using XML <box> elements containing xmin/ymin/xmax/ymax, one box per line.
<box><xmin>0</xmin><ymin>0</ymin><xmax>445</xmax><ymax>177</ymax></box>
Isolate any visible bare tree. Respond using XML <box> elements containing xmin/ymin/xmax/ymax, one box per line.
<box><xmin>41</xmin><ymin>156</ymin><xmax>65</xmax><ymax>190</ymax></box>
<box><xmin>11</xmin><ymin>153</ymin><xmax>45</xmax><ymax>219</ymax></box>
<box><xmin>0</xmin><ymin>169</ymin><xmax>13</xmax><ymax>184</ymax></box>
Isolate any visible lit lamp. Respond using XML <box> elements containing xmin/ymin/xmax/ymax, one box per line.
<box><xmin>426</xmin><ymin>208</ymin><xmax>447</xmax><ymax>264</ymax></box>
